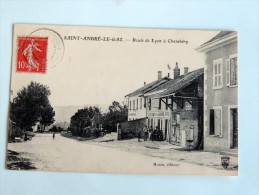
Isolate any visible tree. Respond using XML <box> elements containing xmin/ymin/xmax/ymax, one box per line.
<box><xmin>103</xmin><ymin>101</ymin><xmax>128</xmax><ymax>132</ymax></box>
<box><xmin>10</xmin><ymin>82</ymin><xmax>55</xmax><ymax>132</ymax></box>
<box><xmin>69</xmin><ymin>106</ymin><xmax>102</xmax><ymax>136</ymax></box>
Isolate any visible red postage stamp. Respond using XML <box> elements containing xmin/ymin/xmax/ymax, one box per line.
<box><xmin>17</xmin><ymin>36</ymin><xmax>48</xmax><ymax>73</ymax></box>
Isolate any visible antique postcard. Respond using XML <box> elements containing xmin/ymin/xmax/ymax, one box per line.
<box><xmin>7</xmin><ymin>24</ymin><xmax>238</xmax><ymax>175</ymax></box>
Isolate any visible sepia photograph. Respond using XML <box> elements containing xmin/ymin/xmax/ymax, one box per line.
<box><xmin>7</xmin><ymin>24</ymin><xmax>238</xmax><ymax>175</ymax></box>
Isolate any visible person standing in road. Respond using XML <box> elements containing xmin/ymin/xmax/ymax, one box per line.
<box><xmin>137</xmin><ymin>129</ymin><xmax>141</xmax><ymax>142</ymax></box>
<box><xmin>143</xmin><ymin>125</ymin><xmax>148</xmax><ymax>141</ymax></box>
<box><xmin>148</xmin><ymin>126</ymin><xmax>153</xmax><ymax>141</ymax></box>
<box><xmin>118</xmin><ymin>125</ymin><xmax>122</xmax><ymax>140</ymax></box>
<box><xmin>53</xmin><ymin>132</ymin><xmax>55</xmax><ymax>140</ymax></box>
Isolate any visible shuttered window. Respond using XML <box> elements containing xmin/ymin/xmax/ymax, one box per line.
<box><xmin>226</xmin><ymin>59</ymin><xmax>230</xmax><ymax>86</ymax></box>
<box><xmin>213</xmin><ymin>58</ymin><xmax>223</xmax><ymax>89</ymax></box>
<box><xmin>226</xmin><ymin>55</ymin><xmax>238</xmax><ymax>87</ymax></box>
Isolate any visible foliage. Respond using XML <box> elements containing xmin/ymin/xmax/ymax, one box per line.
<box><xmin>69</xmin><ymin>106</ymin><xmax>102</xmax><ymax>136</ymax></box>
<box><xmin>102</xmin><ymin>101</ymin><xmax>128</xmax><ymax>132</ymax></box>
<box><xmin>10</xmin><ymin>82</ymin><xmax>55</xmax><ymax>131</ymax></box>
<box><xmin>49</xmin><ymin>125</ymin><xmax>64</xmax><ymax>132</ymax></box>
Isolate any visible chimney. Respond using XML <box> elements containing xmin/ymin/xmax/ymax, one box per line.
<box><xmin>184</xmin><ymin>67</ymin><xmax>189</xmax><ymax>75</ymax></box>
<box><xmin>144</xmin><ymin>82</ymin><xmax>146</xmax><ymax>86</ymax></box>
<box><xmin>157</xmin><ymin>71</ymin><xmax>162</xmax><ymax>80</ymax></box>
<box><xmin>174</xmin><ymin>62</ymin><xmax>180</xmax><ymax>79</ymax></box>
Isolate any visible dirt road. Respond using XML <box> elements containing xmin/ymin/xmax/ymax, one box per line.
<box><xmin>7</xmin><ymin>133</ymin><xmax>237</xmax><ymax>175</ymax></box>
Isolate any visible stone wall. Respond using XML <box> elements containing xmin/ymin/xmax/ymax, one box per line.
<box><xmin>119</xmin><ymin>118</ymin><xmax>146</xmax><ymax>140</ymax></box>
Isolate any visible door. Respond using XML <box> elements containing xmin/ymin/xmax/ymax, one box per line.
<box><xmin>232</xmin><ymin>109</ymin><xmax>238</xmax><ymax>148</ymax></box>
<box><xmin>172</xmin><ymin>113</ymin><xmax>180</xmax><ymax>144</ymax></box>
<box><xmin>165</xmin><ymin>119</ymin><xmax>168</xmax><ymax>140</ymax></box>
<box><xmin>181</xmin><ymin>130</ymin><xmax>186</xmax><ymax>147</ymax></box>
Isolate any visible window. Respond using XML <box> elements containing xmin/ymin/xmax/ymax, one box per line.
<box><xmin>148</xmin><ymin>98</ymin><xmax>151</xmax><ymax>110</ymax></box>
<box><xmin>209</xmin><ymin>108</ymin><xmax>222</xmax><ymax>136</ymax></box>
<box><xmin>213</xmin><ymin>58</ymin><xmax>223</xmax><ymax>89</ymax></box>
<box><xmin>133</xmin><ymin>100</ymin><xmax>135</xmax><ymax>110</ymax></box>
<box><xmin>130</xmin><ymin>101</ymin><xmax>131</xmax><ymax>110</ymax></box>
<box><xmin>159</xmin><ymin>98</ymin><xmax>162</xmax><ymax>110</ymax></box>
<box><xmin>166</xmin><ymin>97</ymin><xmax>168</xmax><ymax>110</ymax></box>
<box><xmin>136</xmin><ymin>99</ymin><xmax>138</xmax><ymax>110</ymax></box>
<box><xmin>140</xmin><ymin>98</ymin><xmax>142</xmax><ymax>109</ymax></box>
<box><xmin>226</xmin><ymin>54</ymin><xmax>238</xmax><ymax>87</ymax></box>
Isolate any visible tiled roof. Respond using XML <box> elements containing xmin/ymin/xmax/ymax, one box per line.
<box><xmin>155</xmin><ymin>68</ymin><xmax>204</xmax><ymax>98</ymax></box>
<box><xmin>125</xmin><ymin>77</ymin><xmax>171</xmax><ymax>97</ymax></box>
<box><xmin>143</xmin><ymin>77</ymin><xmax>179</xmax><ymax>97</ymax></box>
<box><xmin>200</xmin><ymin>31</ymin><xmax>235</xmax><ymax>47</ymax></box>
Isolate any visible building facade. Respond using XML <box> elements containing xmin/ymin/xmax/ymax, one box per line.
<box><xmin>157</xmin><ymin>68</ymin><xmax>204</xmax><ymax>148</ymax></box>
<box><xmin>197</xmin><ymin>31</ymin><xmax>238</xmax><ymax>153</ymax></box>
<box><xmin>125</xmin><ymin>73</ymin><xmax>170</xmax><ymax>121</ymax></box>
<box><xmin>125</xmin><ymin>64</ymin><xmax>204</xmax><ymax>149</ymax></box>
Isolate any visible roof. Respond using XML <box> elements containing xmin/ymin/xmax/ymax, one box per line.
<box><xmin>154</xmin><ymin>68</ymin><xmax>204</xmax><ymax>98</ymax></box>
<box><xmin>125</xmin><ymin>77</ymin><xmax>171</xmax><ymax>97</ymax></box>
<box><xmin>143</xmin><ymin>77</ymin><xmax>180</xmax><ymax>97</ymax></box>
<box><xmin>201</xmin><ymin>31</ymin><xmax>234</xmax><ymax>46</ymax></box>
<box><xmin>196</xmin><ymin>31</ymin><xmax>237</xmax><ymax>52</ymax></box>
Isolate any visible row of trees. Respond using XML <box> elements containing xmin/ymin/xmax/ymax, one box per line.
<box><xmin>69</xmin><ymin>101</ymin><xmax>128</xmax><ymax>136</ymax></box>
<box><xmin>9</xmin><ymin>81</ymin><xmax>128</xmax><ymax>138</ymax></box>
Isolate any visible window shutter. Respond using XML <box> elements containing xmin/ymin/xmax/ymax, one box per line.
<box><xmin>214</xmin><ymin>109</ymin><xmax>221</xmax><ymax>136</ymax></box>
<box><xmin>213</xmin><ymin>64</ymin><xmax>217</xmax><ymax>87</ymax></box>
<box><xmin>226</xmin><ymin>59</ymin><xmax>230</xmax><ymax>86</ymax></box>
<box><xmin>235</xmin><ymin>58</ymin><xmax>238</xmax><ymax>85</ymax></box>
<box><xmin>230</xmin><ymin>57</ymin><xmax>238</xmax><ymax>86</ymax></box>
<box><xmin>218</xmin><ymin>63</ymin><xmax>221</xmax><ymax>86</ymax></box>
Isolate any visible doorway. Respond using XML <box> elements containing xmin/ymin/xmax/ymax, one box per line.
<box><xmin>165</xmin><ymin>119</ymin><xmax>168</xmax><ymax>140</ymax></box>
<box><xmin>171</xmin><ymin>113</ymin><xmax>180</xmax><ymax>144</ymax></box>
<box><xmin>231</xmin><ymin>108</ymin><xmax>238</xmax><ymax>148</ymax></box>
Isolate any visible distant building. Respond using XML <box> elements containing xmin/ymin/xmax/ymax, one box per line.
<box><xmin>196</xmin><ymin>31</ymin><xmax>238</xmax><ymax>153</ymax></box>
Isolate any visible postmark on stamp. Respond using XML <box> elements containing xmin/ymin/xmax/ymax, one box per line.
<box><xmin>17</xmin><ymin>36</ymin><xmax>48</xmax><ymax>73</ymax></box>
<box><xmin>16</xmin><ymin>28</ymin><xmax>65</xmax><ymax>73</ymax></box>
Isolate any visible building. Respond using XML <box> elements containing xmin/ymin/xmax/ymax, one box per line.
<box><xmin>143</xmin><ymin>63</ymin><xmax>181</xmax><ymax>141</ymax></box>
<box><xmin>124</xmin><ymin>62</ymin><xmax>204</xmax><ymax>149</ymax></box>
<box><xmin>155</xmin><ymin>68</ymin><xmax>204</xmax><ymax>148</ymax></box>
<box><xmin>125</xmin><ymin>72</ymin><xmax>170</xmax><ymax>121</ymax></box>
<box><xmin>196</xmin><ymin>31</ymin><xmax>238</xmax><ymax>153</ymax></box>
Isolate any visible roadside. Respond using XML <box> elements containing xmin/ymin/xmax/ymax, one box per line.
<box><xmin>6</xmin><ymin>150</ymin><xmax>36</xmax><ymax>170</ymax></box>
<box><xmin>62</xmin><ymin>132</ymin><xmax>238</xmax><ymax>171</ymax></box>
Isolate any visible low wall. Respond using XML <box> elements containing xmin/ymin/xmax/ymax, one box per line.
<box><xmin>118</xmin><ymin>118</ymin><xmax>146</xmax><ymax>140</ymax></box>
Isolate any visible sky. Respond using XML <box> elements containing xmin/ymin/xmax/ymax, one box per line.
<box><xmin>11</xmin><ymin>24</ymin><xmax>219</xmax><ymax>108</ymax></box>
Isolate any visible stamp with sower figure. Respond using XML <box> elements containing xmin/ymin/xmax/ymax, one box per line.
<box><xmin>17</xmin><ymin>36</ymin><xmax>48</xmax><ymax>73</ymax></box>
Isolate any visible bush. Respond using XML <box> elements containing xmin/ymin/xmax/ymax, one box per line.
<box><xmin>49</xmin><ymin>125</ymin><xmax>64</xmax><ymax>132</ymax></box>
